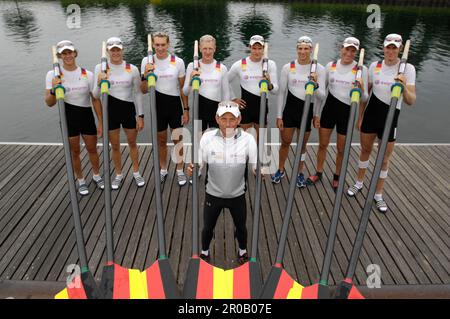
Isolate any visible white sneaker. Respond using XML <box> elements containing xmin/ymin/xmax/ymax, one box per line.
<box><xmin>177</xmin><ymin>171</ymin><xmax>187</xmax><ymax>186</ymax></box>
<box><xmin>134</xmin><ymin>174</ymin><xmax>145</xmax><ymax>187</ymax></box>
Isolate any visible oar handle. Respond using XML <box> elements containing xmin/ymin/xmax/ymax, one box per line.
<box><xmin>193</xmin><ymin>40</ymin><xmax>199</xmax><ymax>71</ymax></box>
<box><xmin>262</xmin><ymin>42</ymin><xmax>269</xmax><ymax>76</ymax></box>
<box><xmin>147</xmin><ymin>34</ymin><xmax>154</xmax><ymax>66</ymax></box>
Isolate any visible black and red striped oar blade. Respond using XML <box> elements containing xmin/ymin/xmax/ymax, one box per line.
<box><xmin>301</xmin><ymin>283</ymin><xmax>331</xmax><ymax>299</ymax></box>
<box><xmin>334</xmin><ymin>279</ymin><xmax>365</xmax><ymax>299</ymax></box>
<box><xmin>55</xmin><ymin>269</ymin><xmax>101</xmax><ymax>299</ymax></box>
<box><xmin>100</xmin><ymin>260</ymin><xmax>179</xmax><ymax>299</ymax></box>
<box><xmin>183</xmin><ymin>258</ymin><xmax>262</xmax><ymax>299</ymax></box>
<box><xmin>260</xmin><ymin>265</ymin><xmax>304</xmax><ymax>299</ymax></box>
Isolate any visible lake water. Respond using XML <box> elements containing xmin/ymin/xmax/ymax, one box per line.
<box><xmin>1</xmin><ymin>0</ymin><xmax>449</xmax><ymax>143</ymax></box>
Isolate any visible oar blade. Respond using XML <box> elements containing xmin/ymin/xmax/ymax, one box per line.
<box><xmin>334</xmin><ymin>280</ymin><xmax>365</xmax><ymax>299</ymax></box>
<box><xmin>155</xmin><ymin>258</ymin><xmax>180</xmax><ymax>299</ymax></box>
<box><xmin>260</xmin><ymin>266</ymin><xmax>304</xmax><ymax>299</ymax></box>
<box><xmin>55</xmin><ymin>270</ymin><xmax>100</xmax><ymax>299</ymax></box>
<box><xmin>301</xmin><ymin>283</ymin><xmax>331</xmax><ymax>299</ymax></box>
<box><xmin>183</xmin><ymin>257</ymin><xmax>201</xmax><ymax>299</ymax></box>
<box><xmin>184</xmin><ymin>258</ymin><xmax>262</xmax><ymax>299</ymax></box>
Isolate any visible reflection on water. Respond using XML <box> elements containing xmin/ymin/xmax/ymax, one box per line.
<box><xmin>0</xmin><ymin>0</ymin><xmax>449</xmax><ymax>143</ymax></box>
<box><xmin>2</xmin><ymin>0</ymin><xmax>40</xmax><ymax>46</ymax></box>
<box><xmin>235</xmin><ymin>4</ymin><xmax>272</xmax><ymax>46</ymax></box>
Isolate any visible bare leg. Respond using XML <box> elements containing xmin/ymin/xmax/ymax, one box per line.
<box><xmin>82</xmin><ymin>134</ymin><xmax>100</xmax><ymax>175</ymax></box>
<box><xmin>69</xmin><ymin>136</ymin><xmax>83</xmax><ymax>179</ymax></box>
<box><xmin>157</xmin><ymin>130</ymin><xmax>168</xmax><ymax>171</ymax></box>
<box><xmin>357</xmin><ymin>132</ymin><xmax>377</xmax><ymax>183</ymax></box>
<box><xmin>124</xmin><ymin>128</ymin><xmax>139</xmax><ymax>173</ymax></box>
<box><xmin>109</xmin><ymin>129</ymin><xmax>122</xmax><ymax>175</ymax></box>
<box><xmin>316</xmin><ymin>127</ymin><xmax>333</xmax><ymax>174</ymax></box>
<box><xmin>278</xmin><ymin>128</ymin><xmax>295</xmax><ymax>171</ymax></box>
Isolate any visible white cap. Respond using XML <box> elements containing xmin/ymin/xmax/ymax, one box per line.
<box><xmin>106</xmin><ymin>37</ymin><xmax>123</xmax><ymax>50</ymax></box>
<box><xmin>342</xmin><ymin>37</ymin><xmax>360</xmax><ymax>50</ymax></box>
<box><xmin>297</xmin><ymin>36</ymin><xmax>313</xmax><ymax>47</ymax></box>
<box><xmin>56</xmin><ymin>40</ymin><xmax>75</xmax><ymax>54</ymax></box>
<box><xmin>384</xmin><ymin>33</ymin><xmax>402</xmax><ymax>48</ymax></box>
<box><xmin>216</xmin><ymin>101</ymin><xmax>241</xmax><ymax>117</ymax></box>
<box><xmin>249</xmin><ymin>35</ymin><xmax>264</xmax><ymax>46</ymax></box>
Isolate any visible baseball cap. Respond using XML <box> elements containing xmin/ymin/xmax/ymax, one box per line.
<box><xmin>342</xmin><ymin>37</ymin><xmax>360</xmax><ymax>50</ymax></box>
<box><xmin>106</xmin><ymin>37</ymin><xmax>123</xmax><ymax>50</ymax></box>
<box><xmin>249</xmin><ymin>35</ymin><xmax>264</xmax><ymax>46</ymax></box>
<box><xmin>384</xmin><ymin>34</ymin><xmax>402</xmax><ymax>48</ymax></box>
<box><xmin>216</xmin><ymin>101</ymin><xmax>241</xmax><ymax>117</ymax></box>
<box><xmin>56</xmin><ymin>40</ymin><xmax>75</xmax><ymax>54</ymax></box>
<box><xmin>297</xmin><ymin>36</ymin><xmax>313</xmax><ymax>47</ymax></box>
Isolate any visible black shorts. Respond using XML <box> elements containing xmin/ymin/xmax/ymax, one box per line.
<box><xmin>155</xmin><ymin>91</ymin><xmax>183</xmax><ymax>132</ymax></box>
<box><xmin>199</xmin><ymin>94</ymin><xmax>219</xmax><ymax>131</ymax></box>
<box><xmin>64</xmin><ymin>102</ymin><xmax>97</xmax><ymax>138</ymax></box>
<box><xmin>108</xmin><ymin>95</ymin><xmax>136</xmax><ymax>130</ymax></box>
<box><xmin>240</xmin><ymin>87</ymin><xmax>268</xmax><ymax>125</ymax></box>
<box><xmin>361</xmin><ymin>93</ymin><xmax>400</xmax><ymax>142</ymax></box>
<box><xmin>320</xmin><ymin>93</ymin><xmax>351</xmax><ymax>135</ymax></box>
<box><xmin>282</xmin><ymin>91</ymin><xmax>313</xmax><ymax>132</ymax></box>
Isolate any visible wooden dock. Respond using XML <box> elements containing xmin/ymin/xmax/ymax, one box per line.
<box><xmin>0</xmin><ymin>143</ymin><xmax>448</xmax><ymax>298</ymax></box>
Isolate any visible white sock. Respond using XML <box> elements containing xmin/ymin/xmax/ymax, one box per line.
<box><xmin>239</xmin><ymin>248</ymin><xmax>247</xmax><ymax>256</ymax></box>
<box><xmin>93</xmin><ymin>174</ymin><xmax>101</xmax><ymax>182</ymax></box>
<box><xmin>133</xmin><ymin>171</ymin><xmax>141</xmax><ymax>178</ymax></box>
<box><xmin>77</xmin><ymin>178</ymin><xmax>85</xmax><ymax>185</ymax></box>
<box><xmin>201</xmin><ymin>250</ymin><xmax>209</xmax><ymax>256</ymax></box>
<box><xmin>177</xmin><ymin>169</ymin><xmax>184</xmax><ymax>175</ymax></box>
<box><xmin>355</xmin><ymin>181</ymin><xmax>363</xmax><ymax>189</ymax></box>
<box><xmin>160</xmin><ymin>169</ymin><xmax>168</xmax><ymax>175</ymax></box>
<box><xmin>374</xmin><ymin>193</ymin><xmax>383</xmax><ymax>201</ymax></box>
<box><xmin>115</xmin><ymin>174</ymin><xmax>123</xmax><ymax>180</ymax></box>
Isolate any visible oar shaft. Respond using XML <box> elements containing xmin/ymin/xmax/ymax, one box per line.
<box><xmin>149</xmin><ymin>86</ymin><xmax>167</xmax><ymax>257</ymax></box>
<box><xmin>57</xmin><ymin>98</ymin><xmax>90</xmax><ymax>269</ymax></box>
<box><xmin>101</xmin><ymin>92</ymin><xmax>114</xmax><ymax>262</ymax></box>
<box><xmin>345</xmin><ymin>96</ymin><xmax>398</xmax><ymax>279</ymax></box>
<box><xmin>251</xmin><ymin>90</ymin><xmax>267</xmax><ymax>259</ymax></box>
<box><xmin>191</xmin><ymin>88</ymin><xmax>200</xmax><ymax>255</ymax></box>
<box><xmin>319</xmin><ymin>99</ymin><xmax>358</xmax><ymax>283</ymax></box>
<box><xmin>275</xmin><ymin>93</ymin><xmax>312</xmax><ymax>264</ymax></box>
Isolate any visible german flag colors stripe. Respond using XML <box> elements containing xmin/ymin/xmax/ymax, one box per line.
<box><xmin>194</xmin><ymin>259</ymin><xmax>252</xmax><ymax>299</ymax></box>
<box><xmin>54</xmin><ymin>275</ymin><xmax>88</xmax><ymax>299</ymax></box>
<box><xmin>273</xmin><ymin>269</ymin><xmax>304</xmax><ymax>299</ymax></box>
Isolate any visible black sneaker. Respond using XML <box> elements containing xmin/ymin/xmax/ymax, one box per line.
<box><xmin>199</xmin><ymin>253</ymin><xmax>210</xmax><ymax>263</ymax></box>
<box><xmin>237</xmin><ymin>252</ymin><xmax>249</xmax><ymax>265</ymax></box>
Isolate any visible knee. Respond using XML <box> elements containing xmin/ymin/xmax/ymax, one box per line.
<box><xmin>111</xmin><ymin>142</ymin><xmax>120</xmax><ymax>152</ymax></box>
<box><xmin>128</xmin><ymin>140</ymin><xmax>137</xmax><ymax>149</ymax></box>
<box><xmin>318</xmin><ymin>141</ymin><xmax>328</xmax><ymax>151</ymax></box>
<box><xmin>85</xmin><ymin>144</ymin><xmax>97</xmax><ymax>154</ymax></box>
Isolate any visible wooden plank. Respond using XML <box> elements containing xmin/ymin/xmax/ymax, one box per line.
<box><xmin>393</xmin><ymin>146</ymin><xmax>450</xmax><ymax>232</ymax></box>
<box><xmin>15</xmin><ymin>147</ymin><xmax>95</xmax><ymax>281</ymax></box>
<box><xmin>0</xmin><ymin>147</ymin><xmax>90</xmax><ymax>280</ymax></box>
<box><xmin>305</xmin><ymin>145</ymin><xmax>390</xmax><ymax>285</ymax></box>
<box><xmin>0</xmin><ymin>146</ymin><xmax>62</xmax><ymax>242</ymax></box>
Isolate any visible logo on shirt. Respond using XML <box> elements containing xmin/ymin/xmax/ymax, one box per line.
<box><xmin>243</xmin><ymin>75</ymin><xmax>249</xmax><ymax>80</ymax></box>
<box><xmin>330</xmin><ymin>78</ymin><xmax>335</xmax><ymax>83</ymax></box>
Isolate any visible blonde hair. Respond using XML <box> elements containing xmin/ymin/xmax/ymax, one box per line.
<box><xmin>199</xmin><ymin>34</ymin><xmax>216</xmax><ymax>47</ymax></box>
<box><xmin>152</xmin><ymin>32</ymin><xmax>170</xmax><ymax>43</ymax></box>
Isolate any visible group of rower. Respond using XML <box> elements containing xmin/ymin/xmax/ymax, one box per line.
<box><xmin>45</xmin><ymin>32</ymin><xmax>416</xmax><ymax>220</ymax></box>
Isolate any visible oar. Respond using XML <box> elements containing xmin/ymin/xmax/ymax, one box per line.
<box><xmin>182</xmin><ymin>40</ymin><xmax>203</xmax><ymax>299</ymax></box>
<box><xmin>260</xmin><ymin>44</ymin><xmax>320</xmax><ymax>299</ymax></box>
<box><xmin>302</xmin><ymin>49</ymin><xmax>366</xmax><ymax>299</ymax></box>
<box><xmin>143</xmin><ymin>33</ymin><xmax>180</xmax><ymax>299</ymax></box>
<box><xmin>244</xmin><ymin>41</ymin><xmax>270</xmax><ymax>298</ymax></box>
<box><xmin>52</xmin><ymin>46</ymin><xmax>102</xmax><ymax>299</ymax></box>
<box><xmin>96</xmin><ymin>41</ymin><xmax>161</xmax><ymax>299</ymax></box>
<box><xmin>334</xmin><ymin>40</ymin><xmax>411</xmax><ymax>299</ymax></box>
<box><xmin>183</xmin><ymin>42</ymin><xmax>266</xmax><ymax>299</ymax></box>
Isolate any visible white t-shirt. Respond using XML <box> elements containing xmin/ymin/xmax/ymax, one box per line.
<box><xmin>183</xmin><ymin>59</ymin><xmax>230</xmax><ymax>102</ymax></box>
<box><xmin>199</xmin><ymin>128</ymin><xmax>257</xmax><ymax>198</ymax></box>
<box><xmin>325</xmin><ymin>59</ymin><xmax>369</xmax><ymax>106</ymax></box>
<box><xmin>228</xmin><ymin>57</ymin><xmax>278</xmax><ymax>98</ymax></box>
<box><xmin>45</xmin><ymin>66</ymin><xmax>94</xmax><ymax>108</ymax></box>
<box><xmin>368</xmin><ymin>60</ymin><xmax>416</xmax><ymax>109</ymax></box>
<box><xmin>140</xmin><ymin>54</ymin><xmax>185</xmax><ymax>96</ymax></box>
<box><xmin>93</xmin><ymin>61</ymin><xmax>144</xmax><ymax>115</ymax></box>
<box><xmin>277</xmin><ymin>60</ymin><xmax>326</xmax><ymax>118</ymax></box>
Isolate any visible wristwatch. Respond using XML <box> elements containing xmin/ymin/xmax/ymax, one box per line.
<box><xmin>138</xmin><ymin>114</ymin><xmax>144</xmax><ymax>118</ymax></box>
<box><xmin>184</xmin><ymin>107</ymin><xmax>190</xmax><ymax>111</ymax></box>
